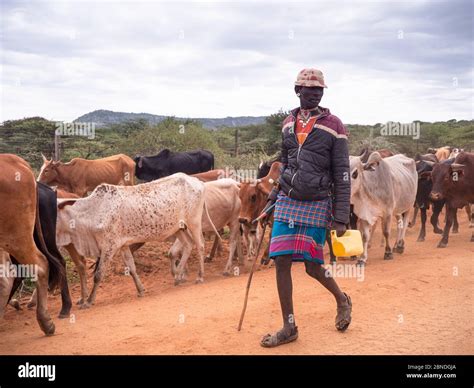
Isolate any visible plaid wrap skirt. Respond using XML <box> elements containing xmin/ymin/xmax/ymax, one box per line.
<box><xmin>269</xmin><ymin>192</ymin><xmax>331</xmax><ymax>264</ymax></box>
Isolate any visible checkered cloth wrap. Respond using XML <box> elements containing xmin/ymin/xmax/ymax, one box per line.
<box><xmin>273</xmin><ymin>190</ymin><xmax>333</xmax><ymax>228</ymax></box>
<box><xmin>269</xmin><ymin>221</ymin><xmax>327</xmax><ymax>264</ymax></box>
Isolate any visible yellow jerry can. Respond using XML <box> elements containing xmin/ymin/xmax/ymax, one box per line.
<box><xmin>330</xmin><ymin>229</ymin><xmax>364</xmax><ymax>257</ymax></box>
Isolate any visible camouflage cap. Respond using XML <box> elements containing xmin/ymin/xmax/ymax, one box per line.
<box><xmin>295</xmin><ymin>68</ymin><xmax>328</xmax><ymax>88</ymax></box>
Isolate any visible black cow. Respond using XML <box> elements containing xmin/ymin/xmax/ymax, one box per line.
<box><xmin>134</xmin><ymin>149</ymin><xmax>214</xmax><ymax>182</ymax></box>
<box><xmin>411</xmin><ymin>160</ymin><xmax>445</xmax><ymax>241</ymax></box>
<box><xmin>8</xmin><ymin>183</ymin><xmax>72</xmax><ymax>318</ymax></box>
<box><xmin>257</xmin><ymin>153</ymin><xmax>282</xmax><ymax>179</ymax></box>
<box><xmin>430</xmin><ymin>152</ymin><xmax>474</xmax><ymax>247</ymax></box>
<box><xmin>410</xmin><ymin>158</ymin><xmax>462</xmax><ymax>241</ymax></box>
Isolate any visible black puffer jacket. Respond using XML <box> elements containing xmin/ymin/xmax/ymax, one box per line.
<box><xmin>279</xmin><ymin>107</ymin><xmax>351</xmax><ymax>224</ymax></box>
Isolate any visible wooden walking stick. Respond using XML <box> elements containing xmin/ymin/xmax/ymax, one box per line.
<box><xmin>237</xmin><ymin>203</ymin><xmax>274</xmax><ymax>331</ymax></box>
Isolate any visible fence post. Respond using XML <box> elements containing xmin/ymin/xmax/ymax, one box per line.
<box><xmin>54</xmin><ymin>132</ymin><xmax>61</xmax><ymax>161</ymax></box>
<box><xmin>234</xmin><ymin>128</ymin><xmax>239</xmax><ymax>157</ymax></box>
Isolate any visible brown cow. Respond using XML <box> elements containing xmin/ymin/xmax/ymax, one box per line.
<box><xmin>238</xmin><ymin>162</ymin><xmax>282</xmax><ymax>260</ymax></box>
<box><xmin>38</xmin><ymin>154</ymin><xmax>135</xmax><ymax>197</ymax></box>
<box><xmin>430</xmin><ymin>152</ymin><xmax>474</xmax><ymax>247</ymax></box>
<box><xmin>0</xmin><ymin>154</ymin><xmax>65</xmax><ymax>335</ymax></box>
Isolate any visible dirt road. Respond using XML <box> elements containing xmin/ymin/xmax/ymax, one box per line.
<box><xmin>1</xmin><ymin>215</ymin><xmax>472</xmax><ymax>355</ymax></box>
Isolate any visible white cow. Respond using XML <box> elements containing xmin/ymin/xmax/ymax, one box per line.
<box><xmin>169</xmin><ymin>178</ymin><xmax>243</xmax><ymax>276</ymax></box>
<box><xmin>57</xmin><ymin>173</ymin><xmax>218</xmax><ymax>308</ymax></box>
<box><xmin>350</xmin><ymin>152</ymin><xmax>417</xmax><ymax>265</ymax></box>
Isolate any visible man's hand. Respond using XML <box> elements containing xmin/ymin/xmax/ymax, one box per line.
<box><xmin>333</xmin><ymin>221</ymin><xmax>347</xmax><ymax>237</ymax></box>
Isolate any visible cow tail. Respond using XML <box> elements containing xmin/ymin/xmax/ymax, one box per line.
<box><xmin>203</xmin><ymin>199</ymin><xmax>222</xmax><ymax>241</ymax></box>
<box><xmin>34</xmin><ymin>186</ymin><xmax>65</xmax><ymax>291</ymax></box>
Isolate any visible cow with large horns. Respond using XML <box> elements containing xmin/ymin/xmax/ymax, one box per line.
<box><xmin>350</xmin><ymin>152</ymin><xmax>417</xmax><ymax>265</ymax></box>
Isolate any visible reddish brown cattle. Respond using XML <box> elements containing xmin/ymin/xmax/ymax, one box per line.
<box><xmin>238</xmin><ymin>162</ymin><xmax>282</xmax><ymax>259</ymax></box>
<box><xmin>0</xmin><ymin>154</ymin><xmax>65</xmax><ymax>335</ymax></box>
<box><xmin>38</xmin><ymin>154</ymin><xmax>135</xmax><ymax>197</ymax></box>
<box><xmin>430</xmin><ymin>152</ymin><xmax>474</xmax><ymax>247</ymax></box>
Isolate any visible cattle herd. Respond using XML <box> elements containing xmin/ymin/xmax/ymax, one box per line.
<box><xmin>0</xmin><ymin>145</ymin><xmax>473</xmax><ymax>336</ymax></box>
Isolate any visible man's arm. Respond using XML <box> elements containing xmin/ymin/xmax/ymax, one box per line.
<box><xmin>331</xmin><ymin>120</ymin><xmax>351</xmax><ymax>225</ymax></box>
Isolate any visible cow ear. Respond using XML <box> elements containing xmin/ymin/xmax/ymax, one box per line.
<box><xmin>363</xmin><ymin>162</ymin><xmax>377</xmax><ymax>171</ymax></box>
<box><xmin>159</xmin><ymin>149</ymin><xmax>171</xmax><ymax>157</ymax></box>
<box><xmin>57</xmin><ymin>199</ymin><xmax>77</xmax><ymax>209</ymax></box>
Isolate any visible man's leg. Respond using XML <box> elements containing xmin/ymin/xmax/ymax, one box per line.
<box><xmin>275</xmin><ymin>254</ymin><xmax>296</xmax><ymax>334</ymax></box>
<box><xmin>304</xmin><ymin>261</ymin><xmax>352</xmax><ymax>331</ymax></box>
<box><xmin>261</xmin><ymin>254</ymin><xmax>298</xmax><ymax>347</ymax></box>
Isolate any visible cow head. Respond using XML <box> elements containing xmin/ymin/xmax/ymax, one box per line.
<box><xmin>349</xmin><ymin>152</ymin><xmax>383</xmax><ymax>200</ymax></box>
<box><xmin>429</xmin><ymin>159</ymin><xmax>464</xmax><ymax>201</ymax></box>
<box><xmin>134</xmin><ymin>155</ymin><xmax>143</xmax><ymax>169</ymax></box>
<box><xmin>238</xmin><ymin>181</ymin><xmax>267</xmax><ymax>227</ymax></box>
<box><xmin>38</xmin><ymin>154</ymin><xmax>61</xmax><ymax>185</ymax></box>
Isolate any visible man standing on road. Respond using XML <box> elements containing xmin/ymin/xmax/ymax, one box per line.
<box><xmin>260</xmin><ymin>68</ymin><xmax>352</xmax><ymax>348</ymax></box>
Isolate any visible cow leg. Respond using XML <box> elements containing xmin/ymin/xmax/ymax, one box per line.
<box><xmin>186</xmin><ymin>218</ymin><xmax>206</xmax><ymax>284</ymax></box>
<box><xmin>417</xmin><ymin>207</ymin><xmax>427</xmax><ymax>242</ymax></box>
<box><xmin>34</xmin><ymin>256</ymin><xmax>56</xmax><ymax>335</ymax></box>
<box><xmin>394</xmin><ymin>212</ymin><xmax>409</xmax><ymax>254</ymax></box>
<box><xmin>236</xmin><ymin>233</ymin><xmax>245</xmax><ymax>265</ymax></box>
<box><xmin>381</xmin><ymin>215</ymin><xmax>394</xmax><ymax>259</ymax></box>
<box><xmin>58</xmin><ymin>275</ymin><xmax>72</xmax><ymax>319</ymax></box>
<box><xmin>121</xmin><ymin>247</ymin><xmax>145</xmax><ymax>297</ymax></box>
<box><xmin>438</xmin><ymin>205</ymin><xmax>455</xmax><ymax>248</ymax></box>
<box><xmin>452</xmin><ymin>209</ymin><xmax>459</xmax><ymax>234</ymax></box>
<box><xmin>65</xmin><ymin>244</ymin><xmax>88</xmax><ymax>306</ymax></box>
<box><xmin>431</xmin><ymin>200</ymin><xmax>444</xmax><ymax>234</ymax></box>
<box><xmin>357</xmin><ymin>220</ymin><xmax>372</xmax><ymax>265</ymax></box>
<box><xmin>206</xmin><ymin>235</ymin><xmax>220</xmax><ymax>263</ymax></box>
<box><xmin>174</xmin><ymin>230</ymin><xmax>194</xmax><ymax>285</ymax></box>
<box><xmin>0</xmin><ymin>253</ymin><xmax>14</xmax><ymax>319</ymax></box>
<box><xmin>223</xmin><ymin>223</ymin><xmax>240</xmax><ymax>276</ymax></box>
<box><xmin>408</xmin><ymin>204</ymin><xmax>418</xmax><ymax>228</ymax></box>
<box><xmin>84</xmin><ymin>245</ymin><xmax>119</xmax><ymax>308</ymax></box>
<box><xmin>169</xmin><ymin>239</ymin><xmax>183</xmax><ymax>276</ymax></box>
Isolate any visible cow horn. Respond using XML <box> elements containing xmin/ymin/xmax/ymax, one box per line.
<box><xmin>137</xmin><ymin>157</ymin><xmax>143</xmax><ymax>168</ymax></box>
<box><xmin>359</xmin><ymin>147</ymin><xmax>370</xmax><ymax>163</ymax></box>
<box><xmin>451</xmin><ymin>163</ymin><xmax>465</xmax><ymax>171</ymax></box>
<box><xmin>41</xmin><ymin>153</ymin><xmax>48</xmax><ymax>162</ymax></box>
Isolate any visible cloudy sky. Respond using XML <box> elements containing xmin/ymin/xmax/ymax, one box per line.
<box><xmin>1</xmin><ymin>0</ymin><xmax>472</xmax><ymax>124</ymax></box>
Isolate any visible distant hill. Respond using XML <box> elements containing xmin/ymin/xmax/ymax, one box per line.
<box><xmin>74</xmin><ymin>109</ymin><xmax>266</xmax><ymax>129</ymax></box>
